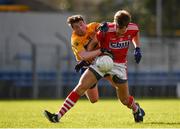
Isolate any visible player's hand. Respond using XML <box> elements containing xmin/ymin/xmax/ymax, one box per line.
<box><xmin>100</xmin><ymin>48</ymin><xmax>113</xmax><ymax>59</ymax></box>
<box><xmin>134</xmin><ymin>47</ymin><xmax>142</xmax><ymax>64</ymax></box>
<box><xmin>98</xmin><ymin>22</ymin><xmax>108</xmax><ymax>32</ymax></box>
<box><xmin>75</xmin><ymin>60</ymin><xmax>91</xmax><ymax>72</ymax></box>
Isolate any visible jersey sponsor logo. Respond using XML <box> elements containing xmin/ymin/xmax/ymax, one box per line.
<box><xmin>109</xmin><ymin>40</ymin><xmax>130</xmax><ymax>49</ymax></box>
<box><xmin>73</xmin><ymin>41</ymin><xmax>79</xmax><ymax>47</ymax></box>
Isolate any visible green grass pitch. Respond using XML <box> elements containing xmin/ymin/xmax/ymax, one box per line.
<box><xmin>0</xmin><ymin>98</ymin><xmax>180</xmax><ymax>128</ymax></box>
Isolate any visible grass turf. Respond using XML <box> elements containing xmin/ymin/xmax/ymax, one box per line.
<box><xmin>0</xmin><ymin>98</ymin><xmax>180</xmax><ymax>128</ymax></box>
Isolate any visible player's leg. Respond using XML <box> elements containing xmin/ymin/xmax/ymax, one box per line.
<box><xmin>105</xmin><ymin>75</ymin><xmax>139</xmax><ymax>112</ymax></box>
<box><xmin>81</xmin><ymin>67</ymin><xmax>99</xmax><ymax>103</ymax></box>
<box><xmin>113</xmin><ymin>80</ymin><xmax>145</xmax><ymax>122</ymax></box>
<box><xmin>85</xmin><ymin>84</ymin><xmax>99</xmax><ymax>103</ymax></box>
<box><xmin>108</xmin><ymin>63</ymin><xmax>145</xmax><ymax>122</ymax></box>
<box><xmin>114</xmin><ymin>81</ymin><xmax>137</xmax><ymax>111</ymax></box>
<box><xmin>44</xmin><ymin>68</ymin><xmax>101</xmax><ymax>123</ymax></box>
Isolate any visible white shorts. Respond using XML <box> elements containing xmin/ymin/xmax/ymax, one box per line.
<box><xmin>89</xmin><ymin>62</ymin><xmax>128</xmax><ymax>80</ymax></box>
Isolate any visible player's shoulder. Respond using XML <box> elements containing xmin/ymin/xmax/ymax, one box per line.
<box><xmin>107</xmin><ymin>22</ymin><xmax>116</xmax><ymax>32</ymax></box>
<box><xmin>87</xmin><ymin>22</ymin><xmax>100</xmax><ymax>28</ymax></box>
<box><xmin>127</xmin><ymin>23</ymin><xmax>139</xmax><ymax>31</ymax></box>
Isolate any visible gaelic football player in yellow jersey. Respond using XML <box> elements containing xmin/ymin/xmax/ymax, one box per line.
<box><xmin>44</xmin><ymin>15</ymin><xmax>112</xmax><ymax>122</ymax></box>
<box><xmin>44</xmin><ymin>14</ymin><xmax>114</xmax><ymax>123</ymax></box>
<box><xmin>67</xmin><ymin>15</ymin><xmax>100</xmax><ymax>103</ymax></box>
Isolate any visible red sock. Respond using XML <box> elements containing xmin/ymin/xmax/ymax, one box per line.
<box><xmin>127</xmin><ymin>96</ymin><xmax>138</xmax><ymax>113</ymax></box>
<box><xmin>58</xmin><ymin>91</ymin><xmax>80</xmax><ymax>118</ymax></box>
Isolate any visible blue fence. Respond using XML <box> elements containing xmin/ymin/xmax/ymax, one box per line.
<box><xmin>0</xmin><ymin>71</ymin><xmax>56</xmax><ymax>87</ymax></box>
<box><xmin>128</xmin><ymin>72</ymin><xmax>180</xmax><ymax>86</ymax></box>
<box><xmin>0</xmin><ymin>71</ymin><xmax>180</xmax><ymax>87</ymax></box>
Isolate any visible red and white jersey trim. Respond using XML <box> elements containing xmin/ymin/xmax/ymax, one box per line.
<box><xmin>127</xmin><ymin>23</ymin><xmax>139</xmax><ymax>30</ymax></box>
<box><xmin>107</xmin><ymin>22</ymin><xmax>139</xmax><ymax>32</ymax></box>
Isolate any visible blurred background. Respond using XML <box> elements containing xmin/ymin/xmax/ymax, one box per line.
<box><xmin>0</xmin><ymin>0</ymin><xmax>180</xmax><ymax>99</ymax></box>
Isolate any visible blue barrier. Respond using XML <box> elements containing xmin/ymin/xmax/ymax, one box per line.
<box><xmin>128</xmin><ymin>72</ymin><xmax>180</xmax><ymax>86</ymax></box>
<box><xmin>0</xmin><ymin>71</ymin><xmax>56</xmax><ymax>87</ymax></box>
<box><xmin>0</xmin><ymin>71</ymin><xmax>180</xmax><ymax>87</ymax></box>
<box><xmin>0</xmin><ymin>71</ymin><xmax>56</xmax><ymax>80</ymax></box>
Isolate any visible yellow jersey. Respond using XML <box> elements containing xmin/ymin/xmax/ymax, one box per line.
<box><xmin>71</xmin><ymin>22</ymin><xmax>99</xmax><ymax>61</ymax></box>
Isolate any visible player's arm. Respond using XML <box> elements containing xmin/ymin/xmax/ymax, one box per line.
<box><xmin>84</xmin><ymin>32</ymin><xmax>99</xmax><ymax>51</ymax></box>
<box><xmin>71</xmin><ymin>35</ymin><xmax>101</xmax><ymax>61</ymax></box>
<box><xmin>132</xmin><ymin>31</ymin><xmax>140</xmax><ymax>48</ymax></box>
<box><xmin>79</xmin><ymin>23</ymin><xmax>101</xmax><ymax>60</ymax></box>
<box><xmin>78</xmin><ymin>49</ymin><xmax>101</xmax><ymax>61</ymax></box>
<box><xmin>84</xmin><ymin>22</ymin><xmax>108</xmax><ymax>52</ymax></box>
<box><xmin>85</xmin><ymin>23</ymin><xmax>101</xmax><ymax>51</ymax></box>
<box><xmin>77</xmin><ymin>33</ymin><xmax>112</xmax><ymax>61</ymax></box>
<box><xmin>72</xmin><ymin>39</ymin><xmax>101</xmax><ymax>61</ymax></box>
<box><xmin>75</xmin><ymin>48</ymin><xmax>112</xmax><ymax>73</ymax></box>
<box><xmin>132</xmin><ymin>32</ymin><xmax>142</xmax><ymax>64</ymax></box>
<box><xmin>78</xmin><ymin>31</ymin><xmax>110</xmax><ymax>60</ymax></box>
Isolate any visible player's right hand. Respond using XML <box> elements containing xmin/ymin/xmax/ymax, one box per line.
<box><xmin>75</xmin><ymin>60</ymin><xmax>91</xmax><ymax>72</ymax></box>
<box><xmin>100</xmin><ymin>48</ymin><xmax>113</xmax><ymax>59</ymax></box>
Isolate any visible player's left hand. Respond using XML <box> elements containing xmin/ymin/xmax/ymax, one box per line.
<box><xmin>98</xmin><ymin>22</ymin><xmax>108</xmax><ymax>32</ymax></box>
<box><xmin>134</xmin><ymin>47</ymin><xmax>142</xmax><ymax>64</ymax></box>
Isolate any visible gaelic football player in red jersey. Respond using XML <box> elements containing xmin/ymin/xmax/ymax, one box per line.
<box><xmin>92</xmin><ymin>10</ymin><xmax>145</xmax><ymax>122</ymax></box>
<box><xmin>44</xmin><ymin>10</ymin><xmax>145</xmax><ymax>123</ymax></box>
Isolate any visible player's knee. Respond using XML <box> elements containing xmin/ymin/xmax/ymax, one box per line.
<box><xmin>90</xmin><ymin>98</ymin><xmax>98</xmax><ymax>103</ymax></box>
<box><xmin>76</xmin><ymin>83</ymin><xmax>89</xmax><ymax>95</ymax></box>
<box><xmin>87</xmin><ymin>94</ymin><xmax>99</xmax><ymax>103</ymax></box>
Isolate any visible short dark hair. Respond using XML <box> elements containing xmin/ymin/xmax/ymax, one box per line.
<box><xmin>114</xmin><ymin>10</ymin><xmax>131</xmax><ymax>28</ymax></box>
<box><xmin>67</xmin><ymin>15</ymin><xmax>84</xmax><ymax>28</ymax></box>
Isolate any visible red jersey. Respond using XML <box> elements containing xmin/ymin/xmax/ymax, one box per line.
<box><xmin>97</xmin><ymin>22</ymin><xmax>139</xmax><ymax>63</ymax></box>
